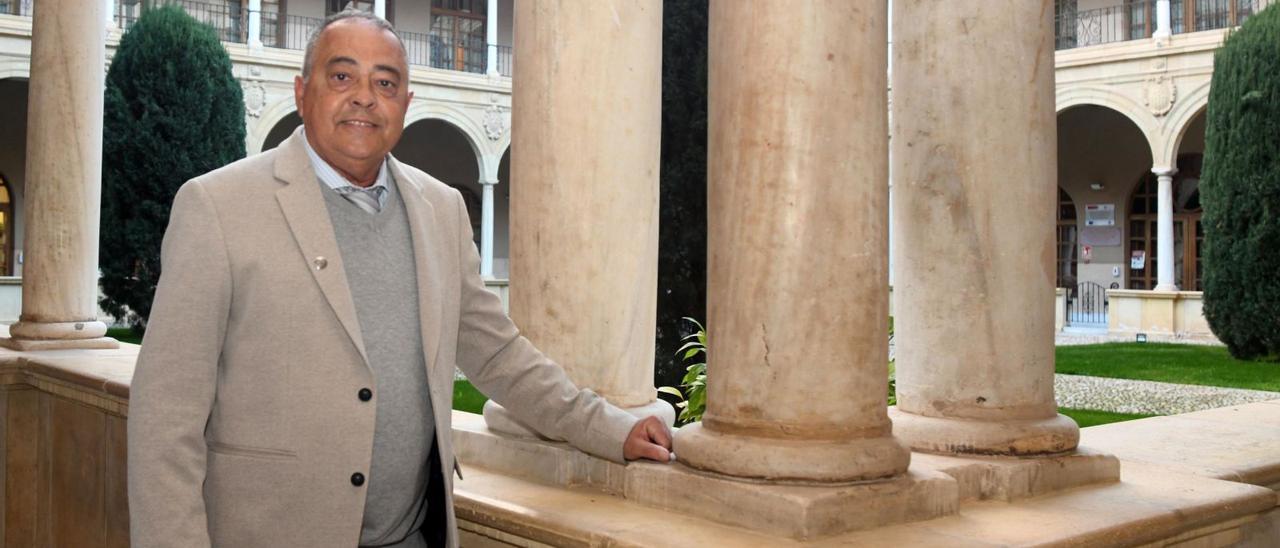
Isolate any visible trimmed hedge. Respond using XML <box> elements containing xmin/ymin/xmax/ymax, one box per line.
<box><xmin>1201</xmin><ymin>5</ymin><xmax>1280</xmax><ymax>360</ymax></box>
<box><xmin>100</xmin><ymin>6</ymin><xmax>245</xmax><ymax>331</ymax></box>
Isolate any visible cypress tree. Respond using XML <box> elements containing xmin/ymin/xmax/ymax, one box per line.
<box><xmin>1201</xmin><ymin>5</ymin><xmax>1280</xmax><ymax>360</ymax></box>
<box><xmin>100</xmin><ymin>5</ymin><xmax>245</xmax><ymax>331</ymax></box>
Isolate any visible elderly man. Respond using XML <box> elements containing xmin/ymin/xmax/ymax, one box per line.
<box><xmin>127</xmin><ymin>10</ymin><xmax>672</xmax><ymax>548</ymax></box>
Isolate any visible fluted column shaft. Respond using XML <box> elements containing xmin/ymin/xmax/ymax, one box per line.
<box><xmin>889</xmin><ymin>0</ymin><xmax>1077</xmax><ymax>455</ymax></box>
<box><xmin>4</xmin><ymin>0</ymin><xmax>116</xmax><ymax>350</ymax></box>
<box><xmin>672</xmin><ymin>0</ymin><xmax>908</xmax><ymax>483</ymax></box>
<box><xmin>487</xmin><ymin>0</ymin><xmax>672</xmax><ymax>434</ymax></box>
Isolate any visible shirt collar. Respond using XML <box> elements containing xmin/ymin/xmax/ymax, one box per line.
<box><xmin>300</xmin><ymin>127</ymin><xmax>391</xmax><ymax>193</ymax></box>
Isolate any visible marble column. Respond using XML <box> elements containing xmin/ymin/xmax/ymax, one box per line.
<box><xmin>373</xmin><ymin>0</ymin><xmax>386</xmax><ymax>19</ymax></box>
<box><xmin>1154</xmin><ymin>0</ymin><xmax>1173</xmax><ymax>38</ymax></box>
<box><xmin>479</xmin><ymin>178</ymin><xmax>496</xmax><ymax>278</ymax></box>
<box><xmin>888</xmin><ymin>0</ymin><xmax>1077</xmax><ymax>456</ymax></box>
<box><xmin>672</xmin><ymin>0</ymin><xmax>909</xmax><ymax>483</ymax></box>
<box><xmin>486</xmin><ymin>0</ymin><xmax>499</xmax><ymax>77</ymax></box>
<box><xmin>1155</xmin><ymin>168</ymin><xmax>1178</xmax><ymax>291</ymax></box>
<box><xmin>248</xmin><ymin>0</ymin><xmax>263</xmax><ymax>50</ymax></box>
<box><xmin>484</xmin><ymin>0</ymin><xmax>672</xmax><ymax>437</ymax></box>
<box><xmin>2</xmin><ymin>0</ymin><xmax>117</xmax><ymax>351</ymax></box>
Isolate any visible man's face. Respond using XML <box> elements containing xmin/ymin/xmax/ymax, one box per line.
<box><xmin>294</xmin><ymin>19</ymin><xmax>413</xmax><ymax>185</ymax></box>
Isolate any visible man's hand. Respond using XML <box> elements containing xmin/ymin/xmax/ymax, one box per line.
<box><xmin>623</xmin><ymin>415</ymin><xmax>673</xmax><ymax>462</ymax></box>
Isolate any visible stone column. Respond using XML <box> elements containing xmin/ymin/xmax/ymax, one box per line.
<box><xmin>104</xmin><ymin>0</ymin><xmax>117</xmax><ymax>29</ymax></box>
<box><xmin>485</xmin><ymin>0</ymin><xmax>672</xmax><ymax>436</ymax></box>
<box><xmin>373</xmin><ymin>0</ymin><xmax>386</xmax><ymax>19</ymax></box>
<box><xmin>672</xmin><ymin>0</ymin><xmax>909</xmax><ymax>483</ymax></box>
<box><xmin>1154</xmin><ymin>0</ymin><xmax>1173</xmax><ymax>38</ymax></box>
<box><xmin>479</xmin><ymin>178</ymin><xmax>496</xmax><ymax>278</ymax></box>
<box><xmin>2</xmin><ymin>0</ymin><xmax>117</xmax><ymax>351</ymax></box>
<box><xmin>486</xmin><ymin>0</ymin><xmax>499</xmax><ymax>76</ymax></box>
<box><xmin>1155</xmin><ymin>168</ymin><xmax>1178</xmax><ymax>291</ymax></box>
<box><xmin>888</xmin><ymin>0</ymin><xmax>1077</xmax><ymax>456</ymax></box>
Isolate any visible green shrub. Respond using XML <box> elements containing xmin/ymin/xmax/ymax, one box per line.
<box><xmin>99</xmin><ymin>5</ymin><xmax>246</xmax><ymax>331</ymax></box>
<box><xmin>1201</xmin><ymin>4</ymin><xmax>1280</xmax><ymax>360</ymax></box>
<box><xmin>658</xmin><ymin>318</ymin><xmax>706</xmax><ymax>425</ymax></box>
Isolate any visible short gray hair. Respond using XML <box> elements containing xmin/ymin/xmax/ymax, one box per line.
<box><xmin>301</xmin><ymin>9</ymin><xmax>407</xmax><ymax>81</ymax></box>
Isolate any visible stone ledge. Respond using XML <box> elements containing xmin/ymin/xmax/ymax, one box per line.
<box><xmin>1081</xmin><ymin>401</ymin><xmax>1280</xmax><ymax>488</ymax></box>
<box><xmin>455</xmin><ymin>457</ymin><xmax>1276</xmax><ymax>547</ymax></box>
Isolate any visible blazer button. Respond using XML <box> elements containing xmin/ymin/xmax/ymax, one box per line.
<box><xmin>313</xmin><ymin>257</ymin><xmax>328</xmax><ymax>270</ymax></box>
<box><xmin>358</xmin><ymin>388</ymin><xmax>373</xmax><ymax>402</ymax></box>
<box><xmin>350</xmin><ymin>472</ymin><xmax>365</xmax><ymax>487</ymax></box>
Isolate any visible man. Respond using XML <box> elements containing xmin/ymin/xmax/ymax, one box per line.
<box><xmin>128</xmin><ymin>10</ymin><xmax>672</xmax><ymax>548</ymax></box>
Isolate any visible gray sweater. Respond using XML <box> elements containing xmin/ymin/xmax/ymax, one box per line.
<box><xmin>322</xmin><ymin>177</ymin><xmax>434</xmax><ymax>548</ymax></box>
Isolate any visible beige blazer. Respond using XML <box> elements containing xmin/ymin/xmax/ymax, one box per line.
<box><xmin>127</xmin><ymin>128</ymin><xmax>638</xmax><ymax>548</ymax></box>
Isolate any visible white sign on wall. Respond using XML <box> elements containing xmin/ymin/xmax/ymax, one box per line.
<box><xmin>1085</xmin><ymin>204</ymin><xmax>1116</xmax><ymax>226</ymax></box>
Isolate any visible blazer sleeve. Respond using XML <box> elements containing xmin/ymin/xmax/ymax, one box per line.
<box><xmin>449</xmin><ymin>190</ymin><xmax>639</xmax><ymax>463</ymax></box>
<box><xmin>127</xmin><ymin>180</ymin><xmax>230</xmax><ymax>547</ymax></box>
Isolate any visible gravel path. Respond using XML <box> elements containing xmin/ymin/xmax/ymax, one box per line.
<box><xmin>1055</xmin><ymin>373</ymin><xmax>1280</xmax><ymax>415</ymax></box>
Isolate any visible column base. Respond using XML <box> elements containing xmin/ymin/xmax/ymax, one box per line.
<box><xmin>1154</xmin><ymin>283</ymin><xmax>1179</xmax><ymax>292</ymax></box>
<box><xmin>452</xmin><ymin>411</ymin><xmax>958</xmax><ymax>540</ymax></box>
<box><xmin>910</xmin><ymin>447</ymin><xmax>1120</xmax><ymax>502</ymax></box>
<box><xmin>672</xmin><ymin>421</ymin><xmax>910</xmax><ymax>483</ymax></box>
<box><xmin>889</xmin><ymin>407</ymin><xmax>1079</xmax><ymax>456</ymax></box>
<box><xmin>483</xmin><ymin>397</ymin><xmax>676</xmax><ymax>440</ymax></box>
<box><xmin>0</xmin><ymin>320</ymin><xmax>118</xmax><ymax>351</ymax></box>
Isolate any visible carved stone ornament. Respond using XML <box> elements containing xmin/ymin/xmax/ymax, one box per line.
<box><xmin>1144</xmin><ymin>75</ymin><xmax>1176</xmax><ymax>117</ymax></box>
<box><xmin>242</xmin><ymin>81</ymin><xmax>266</xmax><ymax>118</ymax></box>
<box><xmin>483</xmin><ymin>94</ymin><xmax>507</xmax><ymax>142</ymax></box>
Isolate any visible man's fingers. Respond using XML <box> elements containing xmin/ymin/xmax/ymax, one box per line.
<box><xmin>646</xmin><ymin>417</ymin><xmax>673</xmax><ymax>449</ymax></box>
<box><xmin>641</xmin><ymin>440</ymin><xmax>670</xmax><ymax>462</ymax></box>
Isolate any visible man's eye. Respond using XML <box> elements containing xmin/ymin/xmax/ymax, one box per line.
<box><xmin>333</xmin><ymin>73</ymin><xmax>349</xmax><ymax>82</ymax></box>
<box><xmin>379</xmin><ymin>80</ymin><xmax>395</xmax><ymax>88</ymax></box>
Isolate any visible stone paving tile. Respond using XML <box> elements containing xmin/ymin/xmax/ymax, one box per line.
<box><xmin>1055</xmin><ymin>373</ymin><xmax>1280</xmax><ymax>415</ymax></box>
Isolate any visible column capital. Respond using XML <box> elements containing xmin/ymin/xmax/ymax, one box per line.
<box><xmin>1151</xmin><ymin>166</ymin><xmax>1178</xmax><ymax>177</ymax></box>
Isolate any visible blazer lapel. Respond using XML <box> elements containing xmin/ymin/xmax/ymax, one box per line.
<box><xmin>389</xmin><ymin>157</ymin><xmax>444</xmax><ymax>378</ymax></box>
<box><xmin>273</xmin><ymin>129</ymin><xmax>371</xmax><ymax>367</ymax></box>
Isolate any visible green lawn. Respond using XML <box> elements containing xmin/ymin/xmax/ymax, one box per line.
<box><xmin>107</xmin><ymin>327</ymin><xmax>143</xmax><ymax>345</ymax></box>
<box><xmin>1056</xmin><ymin>343</ymin><xmax>1280</xmax><ymax>392</ymax></box>
<box><xmin>1058</xmin><ymin>408</ymin><xmax>1155</xmax><ymax>428</ymax></box>
<box><xmin>453</xmin><ymin>380</ymin><xmax>488</xmax><ymax>414</ymax></box>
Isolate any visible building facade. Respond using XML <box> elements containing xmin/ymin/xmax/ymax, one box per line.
<box><xmin>0</xmin><ymin>0</ymin><xmax>515</xmax><ymax>322</ymax></box>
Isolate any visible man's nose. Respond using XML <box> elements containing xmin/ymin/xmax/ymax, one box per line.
<box><xmin>350</xmin><ymin>83</ymin><xmax>375</xmax><ymax>108</ymax></box>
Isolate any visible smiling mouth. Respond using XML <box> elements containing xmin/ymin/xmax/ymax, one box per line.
<box><xmin>341</xmin><ymin>120</ymin><xmax>378</xmax><ymax>128</ymax></box>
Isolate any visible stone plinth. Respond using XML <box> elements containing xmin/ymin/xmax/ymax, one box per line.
<box><xmin>489</xmin><ymin>0</ymin><xmax>672</xmax><ymax>435</ymax></box>
<box><xmin>452</xmin><ymin>411</ymin><xmax>958</xmax><ymax>540</ymax></box>
<box><xmin>907</xmin><ymin>446</ymin><xmax>1120</xmax><ymax>502</ymax></box>
<box><xmin>889</xmin><ymin>0</ymin><xmax>1074</xmax><ymax>456</ymax></box>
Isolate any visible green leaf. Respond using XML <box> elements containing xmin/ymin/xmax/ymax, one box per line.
<box><xmin>657</xmin><ymin>386</ymin><xmax>685</xmax><ymax>400</ymax></box>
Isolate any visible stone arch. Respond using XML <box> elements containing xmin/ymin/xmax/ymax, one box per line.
<box><xmin>1159</xmin><ymin>80</ymin><xmax>1212</xmax><ymax>169</ymax></box>
<box><xmin>1056</xmin><ymin>86</ymin><xmax>1162</xmax><ymax>168</ymax></box>
<box><xmin>250</xmin><ymin>96</ymin><xmax>302</xmax><ymax>154</ymax></box>
<box><xmin>404</xmin><ymin>102</ymin><xmax>490</xmax><ymax>181</ymax></box>
<box><xmin>0</xmin><ymin>60</ymin><xmax>30</xmax><ymax>81</ymax></box>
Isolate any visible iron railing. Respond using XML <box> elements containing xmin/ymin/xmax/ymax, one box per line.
<box><xmin>97</xmin><ymin>2</ymin><xmax>517</xmax><ymax>77</ymax></box>
<box><xmin>0</xmin><ymin>0</ymin><xmax>32</xmax><ymax>17</ymax></box>
<box><xmin>255</xmin><ymin>11</ymin><xmax>322</xmax><ymax>51</ymax></box>
<box><xmin>494</xmin><ymin>44</ymin><xmax>512</xmax><ymax>77</ymax></box>
<box><xmin>117</xmin><ymin>0</ymin><xmax>248</xmax><ymax>44</ymax></box>
<box><xmin>1066</xmin><ymin>282</ymin><xmax>1110</xmax><ymax>326</ymax></box>
<box><xmin>1056</xmin><ymin>0</ymin><xmax>1258</xmax><ymax>50</ymax></box>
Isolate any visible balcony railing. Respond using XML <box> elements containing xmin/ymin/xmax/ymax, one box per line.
<box><xmin>17</xmin><ymin>1</ymin><xmax>513</xmax><ymax>78</ymax></box>
<box><xmin>117</xmin><ymin>0</ymin><xmax>248</xmax><ymax>44</ymax></box>
<box><xmin>0</xmin><ymin>0</ymin><xmax>32</xmax><ymax>17</ymax></box>
<box><xmin>495</xmin><ymin>44</ymin><xmax>512</xmax><ymax>77</ymax></box>
<box><xmin>1056</xmin><ymin>0</ymin><xmax>1259</xmax><ymax>50</ymax></box>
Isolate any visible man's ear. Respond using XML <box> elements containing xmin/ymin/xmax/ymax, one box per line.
<box><xmin>294</xmin><ymin>75</ymin><xmax>305</xmax><ymax>112</ymax></box>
